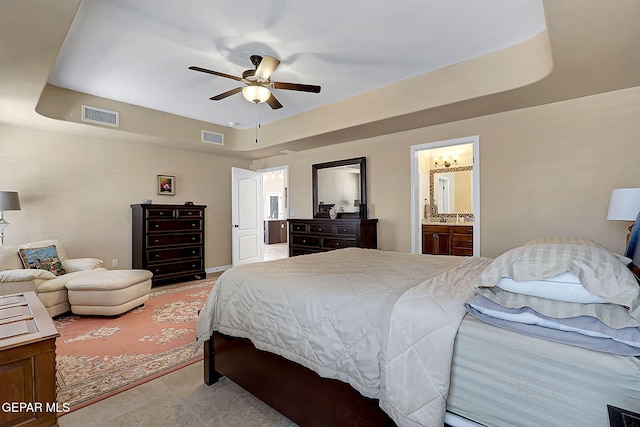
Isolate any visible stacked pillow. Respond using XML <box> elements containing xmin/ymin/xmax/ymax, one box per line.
<box><xmin>466</xmin><ymin>237</ymin><xmax>640</xmax><ymax>355</ymax></box>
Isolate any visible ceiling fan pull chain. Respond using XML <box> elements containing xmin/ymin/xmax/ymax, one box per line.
<box><xmin>255</xmin><ymin>101</ymin><xmax>260</xmax><ymax>143</ymax></box>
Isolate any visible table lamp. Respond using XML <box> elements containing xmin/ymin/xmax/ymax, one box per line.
<box><xmin>0</xmin><ymin>191</ymin><xmax>21</xmax><ymax>245</ymax></box>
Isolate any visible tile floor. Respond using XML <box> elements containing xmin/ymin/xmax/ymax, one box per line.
<box><xmin>58</xmin><ymin>362</ymin><xmax>295</xmax><ymax>427</ymax></box>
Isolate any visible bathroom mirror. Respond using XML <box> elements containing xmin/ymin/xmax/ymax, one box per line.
<box><xmin>429</xmin><ymin>166</ymin><xmax>473</xmax><ymax>218</ymax></box>
<box><xmin>313</xmin><ymin>157</ymin><xmax>367</xmax><ymax>218</ymax></box>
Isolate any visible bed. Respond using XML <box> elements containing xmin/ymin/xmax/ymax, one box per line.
<box><xmin>195</xmin><ymin>221</ymin><xmax>640</xmax><ymax>426</ymax></box>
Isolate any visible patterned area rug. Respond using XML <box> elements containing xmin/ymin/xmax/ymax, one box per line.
<box><xmin>54</xmin><ymin>281</ymin><xmax>214</xmax><ymax>411</ymax></box>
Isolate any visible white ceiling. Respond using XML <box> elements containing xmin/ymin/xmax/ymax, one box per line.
<box><xmin>47</xmin><ymin>0</ymin><xmax>546</xmax><ymax>130</ymax></box>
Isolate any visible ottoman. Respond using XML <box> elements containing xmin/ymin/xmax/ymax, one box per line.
<box><xmin>66</xmin><ymin>269</ymin><xmax>153</xmax><ymax>316</ymax></box>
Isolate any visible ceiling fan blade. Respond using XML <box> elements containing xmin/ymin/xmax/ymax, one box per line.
<box><xmin>266</xmin><ymin>93</ymin><xmax>283</xmax><ymax>110</ymax></box>
<box><xmin>255</xmin><ymin>56</ymin><xmax>281</xmax><ymax>79</ymax></box>
<box><xmin>189</xmin><ymin>66</ymin><xmax>242</xmax><ymax>82</ymax></box>
<box><xmin>271</xmin><ymin>81</ymin><xmax>321</xmax><ymax>93</ymax></box>
<box><xmin>210</xmin><ymin>87</ymin><xmax>243</xmax><ymax>100</ymax></box>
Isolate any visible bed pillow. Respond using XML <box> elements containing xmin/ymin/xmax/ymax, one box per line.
<box><xmin>466</xmin><ymin>294</ymin><xmax>640</xmax><ymax>355</ymax></box>
<box><xmin>524</xmin><ymin>236</ymin><xmax>606</xmax><ymax>248</ymax></box>
<box><xmin>495</xmin><ymin>272</ymin><xmax>608</xmax><ymax>304</ymax></box>
<box><xmin>18</xmin><ymin>245</ymin><xmax>66</xmax><ymax>276</ymax></box>
<box><xmin>476</xmin><ymin>244</ymin><xmax>640</xmax><ymax>320</ymax></box>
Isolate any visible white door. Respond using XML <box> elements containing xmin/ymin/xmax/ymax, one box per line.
<box><xmin>232</xmin><ymin>167</ymin><xmax>263</xmax><ymax>266</ymax></box>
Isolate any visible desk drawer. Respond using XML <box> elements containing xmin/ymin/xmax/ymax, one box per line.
<box><xmin>291</xmin><ymin>235</ymin><xmax>320</xmax><ymax>249</ymax></box>
<box><xmin>147</xmin><ymin>246</ymin><xmax>202</xmax><ymax>262</ymax></box>
<box><xmin>291</xmin><ymin>223</ymin><xmax>308</xmax><ymax>233</ymax></box>
<box><xmin>147</xmin><ymin>233</ymin><xmax>202</xmax><ymax>247</ymax></box>
<box><xmin>177</xmin><ymin>209</ymin><xmax>203</xmax><ymax>218</ymax></box>
<box><xmin>149</xmin><ymin>259</ymin><xmax>203</xmax><ymax>277</ymax></box>
<box><xmin>323</xmin><ymin>238</ymin><xmax>357</xmax><ymax>250</ymax></box>
<box><xmin>453</xmin><ymin>233</ymin><xmax>473</xmax><ymax>249</ymax></box>
<box><xmin>146</xmin><ymin>208</ymin><xmax>175</xmax><ymax>218</ymax></box>
<box><xmin>147</xmin><ymin>219</ymin><xmax>202</xmax><ymax>232</ymax></box>
<box><xmin>309</xmin><ymin>224</ymin><xmax>334</xmax><ymax>235</ymax></box>
<box><xmin>335</xmin><ymin>225</ymin><xmax>357</xmax><ymax>236</ymax></box>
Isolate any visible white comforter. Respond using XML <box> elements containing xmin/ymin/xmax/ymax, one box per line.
<box><xmin>380</xmin><ymin>255</ymin><xmax>493</xmax><ymax>426</ymax></box>
<box><xmin>195</xmin><ymin>248</ymin><xmax>492</xmax><ymax>425</ymax></box>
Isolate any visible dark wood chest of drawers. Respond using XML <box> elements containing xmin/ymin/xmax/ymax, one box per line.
<box><xmin>131</xmin><ymin>203</ymin><xmax>207</xmax><ymax>284</ymax></box>
<box><xmin>288</xmin><ymin>218</ymin><xmax>378</xmax><ymax>257</ymax></box>
<box><xmin>422</xmin><ymin>224</ymin><xmax>473</xmax><ymax>256</ymax></box>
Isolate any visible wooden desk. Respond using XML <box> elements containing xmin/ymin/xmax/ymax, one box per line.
<box><xmin>0</xmin><ymin>292</ymin><xmax>59</xmax><ymax>427</ymax></box>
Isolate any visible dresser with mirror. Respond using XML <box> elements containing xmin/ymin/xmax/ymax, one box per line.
<box><xmin>289</xmin><ymin>157</ymin><xmax>378</xmax><ymax>257</ymax></box>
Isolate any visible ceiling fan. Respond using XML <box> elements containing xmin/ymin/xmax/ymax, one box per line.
<box><xmin>189</xmin><ymin>55</ymin><xmax>321</xmax><ymax>110</ymax></box>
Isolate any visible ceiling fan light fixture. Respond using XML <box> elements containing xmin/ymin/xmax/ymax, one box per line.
<box><xmin>242</xmin><ymin>85</ymin><xmax>271</xmax><ymax>104</ymax></box>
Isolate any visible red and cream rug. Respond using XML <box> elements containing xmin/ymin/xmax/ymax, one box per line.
<box><xmin>54</xmin><ymin>281</ymin><xmax>214</xmax><ymax>412</ymax></box>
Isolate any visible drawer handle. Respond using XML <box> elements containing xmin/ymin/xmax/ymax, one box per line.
<box><xmin>192</xmin><ymin>251</ymin><xmax>196</xmax><ymax>254</ymax></box>
<box><xmin>155</xmin><ymin>269</ymin><xmax>160</xmax><ymax>273</ymax></box>
<box><xmin>303</xmin><ymin>239</ymin><xmax>307</xmax><ymax>243</ymax></box>
<box><xmin>192</xmin><ymin>237</ymin><xmax>197</xmax><ymax>241</ymax></box>
<box><xmin>155</xmin><ymin>254</ymin><xmax>159</xmax><ymax>258</ymax></box>
<box><xmin>318</xmin><ymin>227</ymin><xmax>322</xmax><ymax>231</ymax></box>
<box><xmin>192</xmin><ymin>223</ymin><xmax>197</xmax><ymax>227</ymax></box>
<box><xmin>192</xmin><ymin>264</ymin><xmax>196</xmax><ymax>268</ymax></box>
<box><xmin>154</xmin><ymin>239</ymin><xmax>159</xmax><ymax>243</ymax></box>
<box><xmin>154</xmin><ymin>224</ymin><xmax>160</xmax><ymax>228</ymax></box>
<box><xmin>159</xmin><ymin>212</ymin><xmax>164</xmax><ymax>216</ymax></box>
<box><xmin>188</xmin><ymin>212</ymin><xmax>193</xmax><ymax>216</ymax></box>
<box><xmin>336</xmin><ymin>242</ymin><xmax>340</xmax><ymax>247</ymax></box>
<box><xmin>342</xmin><ymin>228</ymin><xmax>347</xmax><ymax>232</ymax></box>
<box><xmin>466</xmin><ymin>239</ymin><xmax>473</xmax><ymax>243</ymax></box>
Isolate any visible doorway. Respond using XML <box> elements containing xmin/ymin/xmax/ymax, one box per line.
<box><xmin>258</xmin><ymin>166</ymin><xmax>289</xmax><ymax>261</ymax></box>
<box><xmin>410</xmin><ymin>136</ymin><xmax>480</xmax><ymax>255</ymax></box>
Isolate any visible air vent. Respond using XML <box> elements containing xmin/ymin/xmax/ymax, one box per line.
<box><xmin>201</xmin><ymin>130</ymin><xmax>224</xmax><ymax>145</ymax></box>
<box><xmin>82</xmin><ymin>105</ymin><xmax>119</xmax><ymax>127</ymax></box>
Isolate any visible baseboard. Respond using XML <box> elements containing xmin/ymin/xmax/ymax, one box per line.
<box><xmin>206</xmin><ymin>265</ymin><xmax>232</xmax><ymax>274</ymax></box>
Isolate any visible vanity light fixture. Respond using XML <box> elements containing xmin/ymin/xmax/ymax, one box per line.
<box><xmin>434</xmin><ymin>156</ymin><xmax>458</xmax><ymax>168</ymax></box>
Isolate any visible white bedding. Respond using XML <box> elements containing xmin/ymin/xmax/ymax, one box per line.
<box><xmin>195</xmin><ymin>248</ymin><xmax>494</xmax><ymax>427</ymax></box>
<box><xmin>380</xmin><ymin>256</ymin><xmax>493</xmax><ymax>427</ymax></box>
<box><xmin>195</xmin><ymin>248</ymin><xmax>471</xmax><ymax>398</ymax></box>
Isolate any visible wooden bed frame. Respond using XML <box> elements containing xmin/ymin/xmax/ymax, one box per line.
<box><xmin>204</xmin><ymin>332</ymin><xmax>395</xmax><ymax>427</ymax></box>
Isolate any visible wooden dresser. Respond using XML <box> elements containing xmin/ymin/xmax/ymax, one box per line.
<box><xmin>131</xmin><ymin>203</ymin><xmax>207</xmax><ymax>284</ymax></box>
<box><xmin>422</xmin><ymin>223</ymin><xmax>473</xmax><ymax>256</ymax></box>
<box><xmin>0</xmin><ymin>292</ymin><xmax>59</xmax><ymax>427</ymax></box>
<box><xmin>288</xmin><ymin>218</ymin><xmax>378</xmax><ymax>257</ymax></box>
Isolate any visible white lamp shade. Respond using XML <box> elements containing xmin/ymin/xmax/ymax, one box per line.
<box><xmin>0</xmin><ymin>191</ymin><xmax>21</xmax><ymax>211</ymax></box>
<box><xmin>242</xmin><ymin>85</ymin><xmax>271</xmax><ymax>103</ymax></box>
<box><xmin>607</xmin><ymin>188</ymin><xmax>640</xmax><ymax>221</ymax></box>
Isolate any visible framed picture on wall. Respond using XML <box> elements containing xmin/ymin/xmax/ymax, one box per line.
<box><xmin>157</xmin><ymin>175</ymin><xmax>175</xmax><ymax>196</ymax></box>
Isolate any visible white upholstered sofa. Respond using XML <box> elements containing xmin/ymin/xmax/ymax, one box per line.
<box><xmin>0</xmin><ymin>240</ymin><xmax>105</xmax><ymax>316</ymax></box>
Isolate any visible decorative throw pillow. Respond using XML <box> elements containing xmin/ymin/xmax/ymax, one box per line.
<box><xmin>18</xmin><ymin>245</ymin><xmax>66</xmax><ymax>276</ymax></box>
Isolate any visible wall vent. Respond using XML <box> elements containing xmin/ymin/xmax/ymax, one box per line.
<box><xmin>201</xmin><ymin>130</ymin><xmax>224</xmax><ymax>145</ymax></box>
<box><xmin>82</xmin><ymin>105</ymin><xmax>119</xmax><ymax>127</ymax></box>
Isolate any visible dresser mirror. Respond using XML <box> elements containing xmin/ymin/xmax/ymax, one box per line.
<box><xmin>313</xmin><ymin>157</ymin><xmax>367</xmax><ymax>218</ymax></box>
<box><xmin>429</xmin><ymin>165</ymin><xmax>473</xmax><ymax>218</ymax></box>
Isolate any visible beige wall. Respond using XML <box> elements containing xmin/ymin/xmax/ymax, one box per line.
<box><xmin>3</xmin><ymin>86</ymin><xmax>638</xmax><ymax>264</ymax></box>
<box><xmin>0</xmin><ymin>124</ymin><xmax>250</xmax><ymax>270</ymax></box>
<box><xmin>254</xmin><ymin>86</ymin><xmax>640</xmax><ymax>258</ymax></box>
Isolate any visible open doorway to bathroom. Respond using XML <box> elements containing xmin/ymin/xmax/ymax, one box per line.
<box><xmin>259</xmin><ymin>166</ymin><xmax>289</xmax><ymax>261</ymax></box>
<box><xmin>410</xmin><ymin>136</ymin><xmax>480</xmax><ymax>255</ymax></box>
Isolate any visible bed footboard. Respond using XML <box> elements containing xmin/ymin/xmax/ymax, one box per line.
<box><xmin>204</xmin><ymin>331</ymin><xmax>395</xmax><ymax>427</ymax></box>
